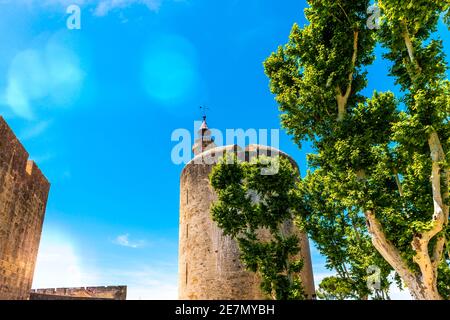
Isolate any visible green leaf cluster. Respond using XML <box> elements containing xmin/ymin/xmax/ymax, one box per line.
<box><xmin>210</xmin><ymin>154</ymin><xmax>306</xmax><ymax>300</ymax></box>
<box><xmin>264</xmin><ymin>0</ymin><xmax>450</xmax><ymax>299</ymax></box>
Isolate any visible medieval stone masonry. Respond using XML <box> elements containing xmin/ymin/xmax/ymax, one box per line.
<box><xmin>178</xmin><ymin>119</ymin><xmax>315</xmax><ymax>300</ymax></box>
<box><xmin>0</xmin><ymin>116</ymin><xmax>50</xmax><ymax>300</ymax></box>
<box><xmin>30</xmin><ymin>286</ymin><xmax>127</xmax><ymax>300</ymax></box>
<box><xmin>1</xmin><ymin>113</ymin><xmax>313</xmax><ymax>301</ymax></box>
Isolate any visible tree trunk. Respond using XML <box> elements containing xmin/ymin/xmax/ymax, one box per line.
<box><xmin>365</xmin><ymin>210</ymin><xmax>444</xmax><ymax>300</ymax></box>
<box><xmin>407</xmin><ymin>277</ymin><xmax>442</xmax><ymax>300</ymax></box>
<box><xmin>363</xmin><ymin>18</ymin><xmax>448</xmax><ymax>300</ymax></box>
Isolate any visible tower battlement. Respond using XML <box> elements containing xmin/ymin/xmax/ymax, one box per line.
<box><xmin>0</xmin><ymin>116</ymin><xmax>50</xmax><ymax>300</ymax></box>
<box><xmin>0</xmin><ymin>117</ymin><xmax>50</xmax><ymax>191</ymax></box>
<box><xmin>30</xmin><ymin>286</ymin><xmax>127</xmax><ymax>300</ymax></box>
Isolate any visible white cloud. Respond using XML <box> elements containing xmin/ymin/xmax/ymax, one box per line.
<box><xmin>0</xmin><ymin>0</ymin><xmax>84</xmax><ymax>6</ymax></box>
<box><xmin>33</xmin><ymin>226</ymin><xmax>178</xmax><ymax>299</ymax></box>
<box><xmin>2</xmin><ymin>0</ymin><xmax>167</xmax><ymax>15</ymax></box>
<box><xmin>389</xmin><ymin>284</ymin><xmax>413</xmax><ymax>300</ymax></box>
<box><xmin>32</xmin><ymin>229</ymin><xmax>99</xmax><ymax>288</ymax></box>
<box><xmin>313</xmin><ymin>272</ymin><xmax>334</xmax><ymax>288</ymax></box>
<box><xmin>20</xmin><ymin>120</ymin><xmax>51</xmax><ymax>140</ymax></box>
<box><xmin>114</xmin><ymin>234</ymin><xmax>146</xmax><ymax>248</ymax></box>
<box><xmin>2</xmin><ymin>37</ymin><xmax>84</xmax><ymax>119</ymax></box>
<box><xmin>103</xmin><ymin>266</ymin><xmax>178</xmax><ymax>300</ymax></box>
<box><xmin>94</xmin><ymin>0</ymin><xmax>162</xmax><ymax>16</ymax></box>
<box><xmin>386</xmin><ymin>272</ymin><xmax>413</xmax><ymax>300</ymax></box>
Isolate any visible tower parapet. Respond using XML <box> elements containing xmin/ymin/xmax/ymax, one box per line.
<box><xmin>0</xmin><ymin>116</ymin><xmax>50</xmax><ymax>300</ymax></box>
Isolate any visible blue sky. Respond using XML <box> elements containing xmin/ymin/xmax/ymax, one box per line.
<box><xmin>0</xmin><ymin>0</ymin><xmax>448</xmax><ymax>299</ymax></box>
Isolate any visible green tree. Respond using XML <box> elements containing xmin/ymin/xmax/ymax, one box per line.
<box><xmin>316</xmin><ymin>276</ymin><xmax>358</xmax><ymax>300</ymax></box>
<box><xmin>300</xmin><ymin>168</ymin><xmax>393</xmax><ymax>299</ymax></box>
<box><xmin>264</xmin><ymin>0</ymin><xmax>449</xmax><ymax>299</ymax></box>
<box><xmin>209</xmin><ymin>155</ymin><xmax>306</xmax><ymax>300</ymax></box>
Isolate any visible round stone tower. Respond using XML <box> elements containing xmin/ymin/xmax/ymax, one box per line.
<box><xmin>178</xmin><ymin>118</ymin><xmax>315</xmax><ymax>300</ymax></box>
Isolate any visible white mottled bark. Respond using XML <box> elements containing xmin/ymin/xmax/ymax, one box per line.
<box><xmin>365</xmin><ymin>131</ymin><xmax>448</xmax><ymax>300</ymax></box>
<box><xmin>362</xmin><ymin>17</ymin><xmax>448</xmax><ymax>299</ymax></box>
<box><xmin>336</xmin><ymin>31</ymin><xmax>358</xmax><ymax>121</ymax></box>
<box><xmin>365</xmin><ymin>210</ymin><xmax>443</xmax><ymax>300</ymax></box>
<box><xmin>401</xmin><ymin>20</ymin><xmax>422</xmax><ymax>73</ymax></box>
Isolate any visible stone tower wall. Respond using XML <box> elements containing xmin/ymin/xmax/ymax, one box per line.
<box><xmin>0</xmin><ymin>116</ymin><xmax>50</xmax><ymax>300</ymax></box>
<box><xmin>178</xmin><ymin>145</ymin><xmax>315</xmax><ymax>300</ymax></box>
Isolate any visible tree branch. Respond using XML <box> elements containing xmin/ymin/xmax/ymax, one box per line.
<box><xmin>432</xmin><ymin>236</ymin><xmax>446</xmax><ymax>271</ymax></box>
<box><xmin>364</xmin><ymin>210</ymin><xmax>426</xmax><ymax>298</ymax></box>
<box><xmin>428</xmin><ymin>131</ymin><xmax>447</xmax><ymax>232</ymax></box>
<box><xmin>336</xmin><ymin>30</ymin><xmax>359</xmax><ymax>121</ymax></box>
<box><xmin>365</xmin><ymin>211</ymin><xmax>411</xmax><ymax>276</ymax></box>
<box><xmin>408</xmin><ymin>131</ymin><xmax>448</xmax><ymax>298</ymax></box>
<box><xmin>401</xmin><ymin>20</ymin><xmax>422</xmax><ymax>73</ymax></box>
<box><xmin>350</xmin><ymin>215</ymin><xmax>362</xmax><ymax>243</ymax></box>
<box><xmin>393</xmin><ymin>169</ymin><xmax>404</xmax><ymax>197</ymax></box>
<box><xmin>425</xmin><ymin>131</ymin><xmax>448</xmax><ymax>270</ymax></box>
<box><xmin>336</xmin><ymin>1</ymin><xmax>351</xmax><ymax>25</ymax></box>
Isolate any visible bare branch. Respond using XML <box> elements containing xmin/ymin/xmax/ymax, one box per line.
<box><xmin>336</xmin><ymin>1</ymin><xmax>352</xmax><ymax>25</ymax></box>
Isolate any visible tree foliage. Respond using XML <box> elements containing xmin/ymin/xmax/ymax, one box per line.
<box><xmin>209</xmin><ymin>155</ymin><xmax>306</xmax><ymax>300</ymax></box>
<box><xmin>316</xmin><ymin>276</ymin><xmax>359</xmax><ymax>300</ymax></box>
<box><xmin>264</xmin><ymin>0</ymin><xmax>450</xmax><ymax>299</ymax></box>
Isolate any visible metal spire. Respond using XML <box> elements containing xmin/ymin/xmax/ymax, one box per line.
<box><xmin>200</xmin><ymin>105</ymin><xmax>209</xmax><ymax>122</ymax></box>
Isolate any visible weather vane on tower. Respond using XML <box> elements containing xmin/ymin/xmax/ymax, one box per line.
<box><xmin>200</xmin><ymin>105</ymin><xmax>209</xmax><ymax>121</ymax></box>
